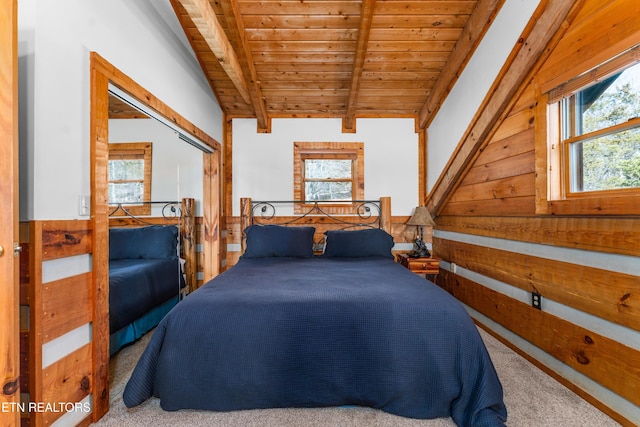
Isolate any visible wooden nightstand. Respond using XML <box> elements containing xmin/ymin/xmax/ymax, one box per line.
<box><xmin>397</xmin><ymin>253</ymin><xmax>441</xmax><ymax>281</ymax></box>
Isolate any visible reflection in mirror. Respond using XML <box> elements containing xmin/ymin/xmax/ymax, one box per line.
<box><xmin>107</xmin><ymin>141</ymin><xmax>153</xmax><ymax>216</ymax></box>
<box><xmin>109</xmin><ymin>85</ymin><xmax>213</xmax><ymax>153</ymax></box>
<box><xmin>106</xmin><ymin>89</ymin><xmax>205</xmax><ymax>356</ymax></box>
<box><xmin>90</xmin><ymin>53</ymin><xmax>221</xmax><ymax>419</ymax></box>
<box><xmin>108</xmin><ymin>92</ymin><xmax>205</xmax><ymax>219</ymax></box>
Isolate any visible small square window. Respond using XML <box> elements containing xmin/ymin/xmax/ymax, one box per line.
<box><xmin>293</xmin><ymin>142</ymin><xmax>364</xmax><ymax>214</ymax></box>
<box><xmin>108</xmin><ymin>142</ymin><xmax>152</xmax><ymax>215</ymax></box>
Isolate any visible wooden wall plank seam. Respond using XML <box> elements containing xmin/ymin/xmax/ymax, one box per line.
<box><xmin>461</xmin><ymin>128</ymin><xmax>534</xmax><ymax>170</ymax></box>
<box><xmin>434</xmin><ymin>237</ymin><xmax>640</xmax><ymax>332</ymax></box>
<box><xmin>437</xmin><ymin>269</ymin><xmax>640</xmax><ymax>409</ymax></box>
<box><xmin>435</xmin><ymin>216</ymin><xmax>640</xmax><ymax>257</ymax></box>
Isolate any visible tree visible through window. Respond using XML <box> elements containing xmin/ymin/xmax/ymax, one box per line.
<box><xmin>304</xmin><ymin>158</ymin><xmax>353</xmax><ymax>201</ymax></box>
<box><xmin>294</xmin><ymin>142</ymin><xmax>364</xmax><ymax>213</ymax></box>
<box><xmin>560</xmin><ymin>60</ymin><xmax>640</xmax><ymax>194</ymax></box>
<box><xmin>108</xmin><ymin>142</ymin><xmax>152</xmax><ymax>215</ymax></box>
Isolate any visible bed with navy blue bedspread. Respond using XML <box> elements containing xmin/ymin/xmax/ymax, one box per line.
<box><xmin>109</xmin><ymin>225</ymin><xmax>184</xmax><ymax>354</ymax></box>
<box><xmin>123</xmin><ymin>255</ymin><xmax>507</xmax><ymax>426</ymax></box>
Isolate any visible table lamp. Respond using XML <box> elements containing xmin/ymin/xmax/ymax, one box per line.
<box><xmin>406</xmin><ymin>206</ymin><xmax>435</xmax><ymax>257</ymax></box>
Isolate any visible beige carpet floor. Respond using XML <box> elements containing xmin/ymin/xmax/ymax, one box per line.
<box><xmin>93</xmin><ymin>327</ymin><xmax>620</xmax><ymax>426</ymax></box>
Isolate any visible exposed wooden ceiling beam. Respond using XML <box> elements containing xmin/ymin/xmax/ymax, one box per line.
<box><xmin>219</xmin><ymin>0</ymin><xmax>270</xmax><ymax>132</ymax></box>
<box><xmin>418</xmin><ymin>0</ymin><xmax>504</xmax><ymax>130</ymax></box>
<box><xmin>177</xmin><ymin>0</ymin><xmax>252</xmax><ymax>105</ymax></box>
<box><xmin>343</xmin><ymin>0</ymin><xmax>377</xmax><ymax>132</ymax></box>
<box><xmin>426</xmin><ymin>0</ymin><xmax>585</xmax><ymax>215</ymax></box>
<box><xmin>171</xmin><ymin>0</ymin><xmax>485</xmax><ymax>123</ymax></box>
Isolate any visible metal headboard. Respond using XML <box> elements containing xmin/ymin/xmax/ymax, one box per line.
<box><xmin>250</xmin><ymin>200</ymin><xmax>383</xmax><ymax>229</ymax></box>
<box><xmin>108</xmin><ymin>198</ymin><xmax>197</xmax><ymax>293</ymax></box>
<box><xmin>108</xmin><ymin>201</ymin><xmax>182</xmax><ymax>225</ymax></box>
<box><xmin>240</xmin><ymin>197</ymin><xmax>391</xmax><ymax>253</ymax></box>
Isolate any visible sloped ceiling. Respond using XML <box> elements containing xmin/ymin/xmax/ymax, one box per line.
<box><xmin>169</xmin><ymin>0</ymin><xmax>502</xmax><ymax>131</ymax></box>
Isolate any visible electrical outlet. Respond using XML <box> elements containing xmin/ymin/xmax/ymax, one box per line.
<box><xmin>450</xmin><ymin>262</ymin><xmax>457</xmax><ymax>273</ymax></box>
<box><xmin>531</xmin><ymin>291</ymin><xmax>542</xmax><ymax>310</ymax></box>
<box><xmin>79</xmin><ymin>195</ymin><xmax>90</xmax><ymax>216</ymax></box>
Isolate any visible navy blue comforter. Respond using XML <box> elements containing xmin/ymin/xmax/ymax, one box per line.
<box><xmin>123</xmin><ymin>257</ymin><xmax>506</xmax><ymax>426</ymax></box>
<box><xmin>109</xmin><ymin>257</ymin><xmax>183</xmax><ymax>333</ymax></box>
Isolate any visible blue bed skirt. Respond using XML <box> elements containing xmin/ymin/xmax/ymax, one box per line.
<box><xmin>110</xmin><ymin>296</ymin><xmax>179</xmax><ymax>355</ymax></box>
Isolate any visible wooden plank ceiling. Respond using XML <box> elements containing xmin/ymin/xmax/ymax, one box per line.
<box><xmin>170</xmin><ymin>0</ymin><xmax>500</xmax><ymax>131</ymax></box>
<box><xmin>108</xmin><ymin>95</ymin><xmax>150</xmax><ymax>119</ymax></box>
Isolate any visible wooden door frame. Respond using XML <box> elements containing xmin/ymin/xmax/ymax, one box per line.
<box><xmin>0</xmin><ymin>1</ymin><xmax>20</xmax><ymax>425</ymax></box>
<box><xmin>89</xmin><ymin>52</ymin><xmax>221</xmax><ymax>420</ymax></box>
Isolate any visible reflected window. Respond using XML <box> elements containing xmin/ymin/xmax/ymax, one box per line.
<box><xmin>108</xmin><ymin>142</ymin><xmax>152</xmax><ymax>215</ymax></box>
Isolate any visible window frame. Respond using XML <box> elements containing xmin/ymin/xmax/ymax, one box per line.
<box><xmin>537</xmin><ymin>45</ymin><xmax>640</xmax><ymax>215</ymax></box>
<box><xmin>561</xmin><ymin>115</ymin><xmax>640</xmax><ymax>199</ymax></box>
<box><xmin>108</xmin><ymin>142</ymin><xmax>152</xmax><ymax>216</ymax></box>
<box><xmin>293</xmin><ymin>142</ymin><xmax>364</xmax><ymax>214</ymax></box>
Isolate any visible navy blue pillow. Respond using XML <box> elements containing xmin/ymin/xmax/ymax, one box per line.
<box><xmin>137</xmin><ymin>225</ymin><xmax>178</xmax><ymax>259</ymax></box>
<box><xmin>323</xmin><ymin>228</ymin><xmax>394</xmax><ymax>258</ymax></box>
<box><xmin>243</xmin><ymin>225</ymin><xmax>315</xmax><ymax>258</ymax></box>
<box><xmin>109</xmin><ymin>225</ymin><xmax>178</xmax><ymax>260</ymax></box>
<box><xmin>109</xmin><ymin>227</ymin><xmax>134</xmax><ymax>260</ymax></box>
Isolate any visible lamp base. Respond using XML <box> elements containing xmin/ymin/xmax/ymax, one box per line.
<box><xmin>410</xmin><ymin>233</ymin><xmax>430</xmax><ymax>258</ymax></box>
<box><xmin>408</xmin><ymin>249</ymin><xmax>431</xmax><ymax>258</ymax></box>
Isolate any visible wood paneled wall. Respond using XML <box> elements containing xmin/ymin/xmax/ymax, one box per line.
<box><xmin>20</xmin><ymin>220</ymin><xmax>94</xmax><ymax>426</ymax></box>
<box><xmin>431</xmin><ymin>1</ymin><xmax>640</xmax><ymax>424</ymax></box>
<box><xmin>194</xmin><ymin>217</ymin><xmax>207</xmax><ymax>288</ymax></box>
<box><xmin>20</xmin><ymin>216</ymin><xmax>207</xmax><ymax>426</ymax></box>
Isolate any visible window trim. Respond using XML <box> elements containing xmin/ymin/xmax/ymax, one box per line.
<box><xmin>536</xmin><ymin>45</ymin><xmax>640</xmax><ymax>215</ymax></box>
<box><xmin>293</xmin><ymin>142</ymin><xmax>364</xmax><ymax>214</ymax></box>
<box><xmin>547</xmin><ymin>45</ymin><xmax>640</xmax><ymax>104</ymax></box>
<box><xmin>108</xmin><ymin>142</ymin><xmax>152</xmax><ymax>216</ymax></box>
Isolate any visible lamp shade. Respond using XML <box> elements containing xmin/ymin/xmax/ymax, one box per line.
<box><xmin>406</xmin><ymin>206</ymin><xmax>435</xmax><ymax>226</ymax></box>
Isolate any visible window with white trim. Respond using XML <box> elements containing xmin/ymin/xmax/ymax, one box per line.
<box><xmin>549</xmin><ymin>48</ymin><xmax>640</xmax><ymax>198</ymax></box>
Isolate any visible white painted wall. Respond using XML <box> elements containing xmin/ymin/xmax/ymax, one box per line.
<box><xmin>18</xmin><ymin>0</ymin><xmax>222</xmax><ymax>220</ymax></box>
<box><xmin>232</xmin><ymin>118</ymin><xmax>419</xmax><ymax>216</ymax></box>
<box><xmin>427</xmin><ymin>0</ymin><xmax>541</xmax><ymax>192</ymax></box>
<box><xmin>109</xmin><ymin>119</ymin><xmax>205</xmax><ymax>217</ymax></box>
